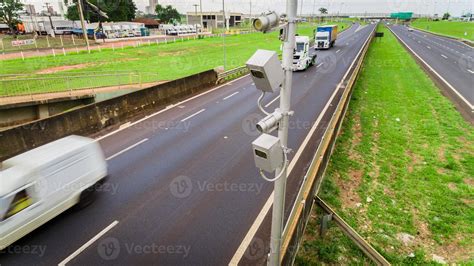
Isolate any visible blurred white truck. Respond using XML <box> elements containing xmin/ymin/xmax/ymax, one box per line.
<box><xmin>293</xmin><ymin>36</ymin><xmax>317</xmax><ymax>71</ymax></box>
<box><xmin>0</xmin><ymin>136</ymin><xmax>108</xmax><ymax>250</ymax></box>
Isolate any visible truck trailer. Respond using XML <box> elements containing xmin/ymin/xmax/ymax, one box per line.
<box><xmin>315</xmin><ymin>25</ymin><xmax>338</xmax><ymax>49</ymax></box>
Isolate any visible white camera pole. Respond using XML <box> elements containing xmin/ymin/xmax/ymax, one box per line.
<box><xmin>269</xmin><ymin>0</ymin><xmax>297</xmax><ymax>265</ymax></box>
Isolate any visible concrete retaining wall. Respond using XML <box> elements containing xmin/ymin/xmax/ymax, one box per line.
<box><xmin>0</xmin><ymin>70</ymin><xmax>217</xmax><ymax>161</ymax></box>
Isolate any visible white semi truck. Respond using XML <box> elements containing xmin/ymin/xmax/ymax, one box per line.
<box><xmin>292</xmin><ymin>36</ymin><xmax>317</xmax><ymax>71</ymax></box>
<box><xmin>315</xmin><ymin>25</ymin><xmax>338</xmax><ymax>49</ymax></box>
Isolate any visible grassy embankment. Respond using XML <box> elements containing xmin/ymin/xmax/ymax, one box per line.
<box><xmin>0</xmin><ymin>21</ymin><xmax>349</xmax><ymax>97</ymax></box>
<box><xmin>296</xmin><ymin>25</ymin><xmax>473</xmax><ymax>264</ymax></box>
<box><xmin>411</xmin><ymin>19</ymin><xmax>474</xmax><ymax>41</ymax></box>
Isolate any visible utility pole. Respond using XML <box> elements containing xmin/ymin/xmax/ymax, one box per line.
<box><xmin>222</xmin><ymin>0</ymin><xmax>226</xmax><ymax>70</ymax></box>
<box><xmin>312</xmin><ymin>0</ymin><xmax>316</xmax><ymax>21</ymax></box>
<box><xmin>249</xmin><ymin>0</ymin><xmax>252</xmax><ymax>25</ymax></box>
<box><xmin>300</xmin><ymin>0</ymin><xmax>304</xmax><ymax>17</ymax></box>
<box><xmin>44</xmin><ymin>3</ymin><xmax>55</xmax><ymax>35</ymax></box>
<box><xmin>77</xmin><ymin>0</ymin><xmax>90</xmax><ymax>52</ymax></box>
<box><xmin>269</xmin><ymin>0</ymin><xmax>297</xmax><ymax>264</ymax></box>
<box><xmin>193</xmin><ymin>4</ymin><xmax>199</xmax><ymax>15</ymax></box>
<box><xmin>246</xmin><ymin>2</ymin><xmax>296</xmax><ymax>265</ymax></box>
<box><xmin>199</xmin><ymin>0</ymin><xmax>203</xmax><ymax>29</ymax></box>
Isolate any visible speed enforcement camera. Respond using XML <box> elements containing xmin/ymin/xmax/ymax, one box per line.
<box><xmin>252</xmin><ymin>133</ymin><xmax>284</xmax><ymax>173</ymax></box>
<box><xmin>253</xmin><ymin>11</ymin><xmax>279</xmax><ymax>33</ymax></box>
<box><xmin>246</xmin><ymin>50</ymin><xmax>284</xmax><ymax>93</ymax></box>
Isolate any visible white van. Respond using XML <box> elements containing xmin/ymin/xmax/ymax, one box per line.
<box><xmin>0</xmin><ymin>136</ymin><xmax>108</xmax><ymax>250</ymax></box>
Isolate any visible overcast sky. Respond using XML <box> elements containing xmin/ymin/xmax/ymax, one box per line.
<box><xmin>24</xmin><ymin>0</ymin><xmax>474</xmax><ymax>17</ymax></box>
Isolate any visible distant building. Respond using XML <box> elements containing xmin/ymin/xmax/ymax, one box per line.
<box><xmin>24</xmin><ymin>4</ymin><xmax>36</xmax><ymax>15</ymax></box>
<box><xmin>186</xmin><ymin>12</ymin><xmax>243</xmax><ymax>29</ymax></box>
<box><xmin>146</xmin><ymin>0</ymin><xmax>159</xmax><ymax>15</ymax></box>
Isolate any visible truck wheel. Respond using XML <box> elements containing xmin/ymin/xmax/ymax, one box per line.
<box><xmin>76</xmin><ymin>186</ymin><xmax>97</xmax><ymax>209</ymax></box>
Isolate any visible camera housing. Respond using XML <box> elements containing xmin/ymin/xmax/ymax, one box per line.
<box><xmin>253</xmin><ymin>11</ymin><xmax>280</xmax><ymax>33</ymax></box>
<box><xmin>252</xmin><ymin>133</ymin><xmax>284</xmax><ymax>173</ymax></box>
<box><xmin>246</xmin><ymin>49</ymin><xmax>284</xmax><ymax>93</ymax></box>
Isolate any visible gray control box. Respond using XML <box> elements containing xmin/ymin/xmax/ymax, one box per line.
<box><xmin>252</xmin><ymin>133</ymin><xmax>284</xmax><ymax>173</ymax></box>
<box><xmin>246</xmin><ymin>49</ymin><xmax>284</xmax><ymax>93</ymax></box>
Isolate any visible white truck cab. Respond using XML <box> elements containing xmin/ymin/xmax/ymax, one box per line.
<box><xmin>293</xmin><ymin>36</ymin><xmax>317</xmax><ymax>71</ymax></box>
<box><xmin>0</xmin><ymin>136</ymin><xmax>108</xmax><ymax>250</ymax></box>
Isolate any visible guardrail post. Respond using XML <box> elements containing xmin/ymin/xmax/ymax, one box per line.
<box><xmin>67</xmin><ymin>77</ymin><xmax>72</xmax><ymax>96</ymax></box>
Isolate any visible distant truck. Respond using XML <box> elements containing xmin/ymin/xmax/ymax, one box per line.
<box><xmin>293</xmin><ymin>35</ymin><xmax>317</xmax><ymax>71</ymax></box>
<box><xmin>0</xmin><ymin>136</ymin><xmax>108</xmax><ymax>250</ymax></box>
<box><xmin>315</xmin><ymin>25</ymin><xmax>338</xmax><ymax>49</ymax></box>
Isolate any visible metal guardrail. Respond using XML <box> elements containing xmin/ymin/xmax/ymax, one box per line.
<box><xmin>315</xmin><ymin>196</ymin><xmax>391</xmax><ymax>265</ymax></box>
<box><xmin>216</xmin><ymin>66</ymin><xmax>249</xmax><ymax>84</ymax></box>
<box><xmin>0</xmin><ymin>72</ymin><xmax>159</xmax><ymax>99</ymax></box>
<box><xmin>279</xmin><ymin>25</ymin><xmax>379</xmax><ymax>265</ymax></box>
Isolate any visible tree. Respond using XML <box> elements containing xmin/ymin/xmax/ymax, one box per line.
<box><xmin>442</xmin><ymin>12</ymin><xmax>450</xmax><ymax>20</ymax></box>
<box><xmin>65</xmin><ymin>0</ymin><xmax>136</xmax><ymax>22</ymax></box>
<box><xmin>319</xmin><ymin>7</ymin><xmax>328</xmax><ymax>14</ymax></box>
<box><xmin>155</xmin><ymin>4</ymin><xmax>180</xmax><ymax>24</ymax></box>
<box><xmin>0</xmin><ymin>0</ymin><xmax>23</xmax><ymax>36</ymax></box>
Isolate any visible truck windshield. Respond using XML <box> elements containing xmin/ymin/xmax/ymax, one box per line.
<box><xmin>316</xmin><ymin>36</ymin><xmax>327</xmax><ymax>40</ymax></box>
<box><xmin>296</xmin><ymin>42</ymin><xmax>305</xmax><ymax>52</ymax></box>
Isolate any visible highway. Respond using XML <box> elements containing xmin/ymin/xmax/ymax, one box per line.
<box><xmin>0</xmin><ymin>23</ymin><xmax>376</xmax><ymax>265</ymax></box>
<box><xmin>389</xmin><ymin>25</ymin><xmax>474</xmax><ymax>117</ymax></box>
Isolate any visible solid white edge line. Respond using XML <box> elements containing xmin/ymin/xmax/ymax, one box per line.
<box><xmin>106</xmin><ymin>138</ymin><xmax>149</xmax><ymax>161</ymax></box>
<box><xmin>180</xmin><ymin>108</ymin><xmax>205</xmax><ymax>122</ymax></box>
<box><xmin>265</xmin><ymin>95</ymin><xmax>280</xmax><ymax>108</ymax></box>
<box><xmin>228</xmin><ymin>191</ymin><xmax>274</xmax><ymax>266</ymax></box>
<box><xmin>223</xmin><ymin>91</ymin><xmax>239</xmax><ymax>100</ymax></box>
<box><xmin>59</xmin><ymin>220</ymin><xmax>119</xmax><ymax>266</ymax></box>
<box><xmin>96</xmin><ymin>74</ymin><xmax>251</xmax><ymax>141</ymax></box>
<box><xmin>229</xmin><ymin>24</ymin><xmax>376</xmax><ymax>266</ymax></box>
<box><xmin>390</xmin><ymin>27</ymin><xmax>473</xmax><ymax>109</ymax></box>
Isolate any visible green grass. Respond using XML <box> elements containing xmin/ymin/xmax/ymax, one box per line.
<box><xmin>297</xmin><ymin>24</ymin><xmax>474</xmax><ymax>264</ymax></box>
<box><xmin>411</xmin><ymin>19</ymin><xmax>474</xmax><ymax>41</ymax></box>
<box><xmin>0</xmin><ymin>21</ymin><xmax>350</xmax><ymax>97</ymax></box>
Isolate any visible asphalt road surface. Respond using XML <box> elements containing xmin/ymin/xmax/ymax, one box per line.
<box><xmin>389</xmin><ymin>25</ymin><xmax>474</xmax><ymax>115</ymax></box>
<box><xmin>0</xmin><ymin>23</ymin><xmax>376</xmax><ymax>266</ymax></box>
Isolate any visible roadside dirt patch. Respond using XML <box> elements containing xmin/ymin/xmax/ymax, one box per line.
<box><xmin>434</xmin><ymin>235</ymin><xmax>472</xmax><ymax>263</ymax></box>
<box><xmin>463</xmin><ymin>178</ymin><xmax>474</xmax><ymax>187</ymax></box>
<box><xmin>437</xmin><ymin>145</ymin><xmax>447</xmax><ymax>163</ymax></box>
<box><xmin>447</xmin><ymin>182</ymin><xmax>457</xmax><ymax>191</ymax></box>
<box><xmin>36</xmin><ymin>63</ymin><xmax>92</xmax><ymax>74</ymax></box>
<box><xmin>406</xmin><ymin>149</ymin><xmax>422</xmax><ymax>173</ymax></box>
<box><xmin>337</xmin><ymin>169</ymin><xmax>363</xmax><ymax>209</ymax></box>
